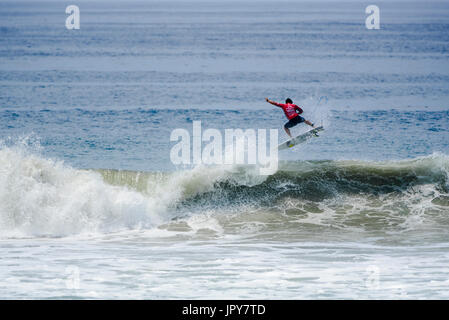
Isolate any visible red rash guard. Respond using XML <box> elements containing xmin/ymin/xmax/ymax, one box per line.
<box><xmin>273</xmin><ymin>102</ymin><xmax>303</xmax><ymax>120</ymax></box>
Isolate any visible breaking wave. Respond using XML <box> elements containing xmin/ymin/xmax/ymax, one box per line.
<box><xmin>0</xmin><ymin>141</ymin><xmax>448</xmax><ymax>238</ymax></box>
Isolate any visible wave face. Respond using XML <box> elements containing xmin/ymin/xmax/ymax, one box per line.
<box><xmin>0</xmin><ymin>143</ymin><xmax>448</xmax><ymax>238</ymax></box>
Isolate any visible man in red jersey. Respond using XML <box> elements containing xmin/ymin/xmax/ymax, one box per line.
<box><xmin>265</xmin><ymin>97</ymin><xmax>315</xmax><ymax>138</ymax></box>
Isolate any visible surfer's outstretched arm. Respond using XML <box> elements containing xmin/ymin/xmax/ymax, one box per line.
<box><xmin>265</xmin><ymin>98</ymin><xmax>281</xmax><ymax>107</ymax></box>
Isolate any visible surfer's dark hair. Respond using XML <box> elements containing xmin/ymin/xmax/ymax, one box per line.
<box><xmin>285</xmin><ymin>98</ymin><xmax>293</xmax><ymax>104</ymax></box>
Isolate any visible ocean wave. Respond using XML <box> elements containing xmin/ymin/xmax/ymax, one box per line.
<box><xmin>0</xmin><ymin>142</ymin><xmax>448</xmax><ymax>238</ymax></box>
<box><xmin>98</xmin><ymin>154</ymin><xmax>449</xmax><ymax>207</ymax></box>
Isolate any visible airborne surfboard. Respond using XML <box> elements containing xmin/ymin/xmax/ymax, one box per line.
<box><xmin>278</xmin><ymin>126</ymin><xmax>324</xmax><ymax>150</ymax></box>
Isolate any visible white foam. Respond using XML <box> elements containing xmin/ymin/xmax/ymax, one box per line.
<box><xmin>0</xmin><ymin>141</ymin><xmax>268</xmax><ymax>238</ymax></box>
<box><xmin>0</xmin><ymin>146</ymin><xmax>167</xmax><ymax>237</ymax></box>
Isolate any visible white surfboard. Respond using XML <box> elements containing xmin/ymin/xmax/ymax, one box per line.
<box><xmin>278</xmin><ymin>126</ymin><xmax>324</xmax><ymax>150</ymax></box>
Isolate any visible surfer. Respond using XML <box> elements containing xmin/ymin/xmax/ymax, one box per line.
<box><xmin>265</xmin><ymin>98</ymin><xmax>315</xmax><ymax>138</ymax></box>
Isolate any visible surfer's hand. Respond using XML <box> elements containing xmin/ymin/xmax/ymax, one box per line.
<box><xmin>265</xmin><ymin>98</ymin><xmax>269</xmax><ymax>102</ymax></box>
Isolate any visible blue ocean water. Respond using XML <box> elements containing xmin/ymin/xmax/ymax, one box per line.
<box><xmin>0</xmin><ymin>0</ymin><xmax>449</xmax><ymax>299</ymax></box>
<box><xmin>1</xmin><ymin>108</ymin><xmax>448</xmax><ymax>171</ymax></box>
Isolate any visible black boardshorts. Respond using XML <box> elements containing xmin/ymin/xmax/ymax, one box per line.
<box><xmin>284</xmin><ymin>116</ymin><xmax>305</xmax><ymax>129</ymax></box>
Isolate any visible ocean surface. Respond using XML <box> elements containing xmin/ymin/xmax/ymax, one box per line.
<box><xmin>1</xmin><ymin>0</ymin><xmax>449</xmax><ymax>299</ymax></box>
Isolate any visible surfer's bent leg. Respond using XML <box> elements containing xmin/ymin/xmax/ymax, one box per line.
<box><xmin>284</xmin><ymin>116</ymin><xmax>304</xmax><ymax>138</ymax></box>
<box><xmin>304</xmin><ymin>119</ymin><xmax>314</xmax><ymax>127</ymax></box>
<box><xmin>284</xmin><ymin>126</ymin><xmax>292</xmax><ymax>138</ymax></box>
